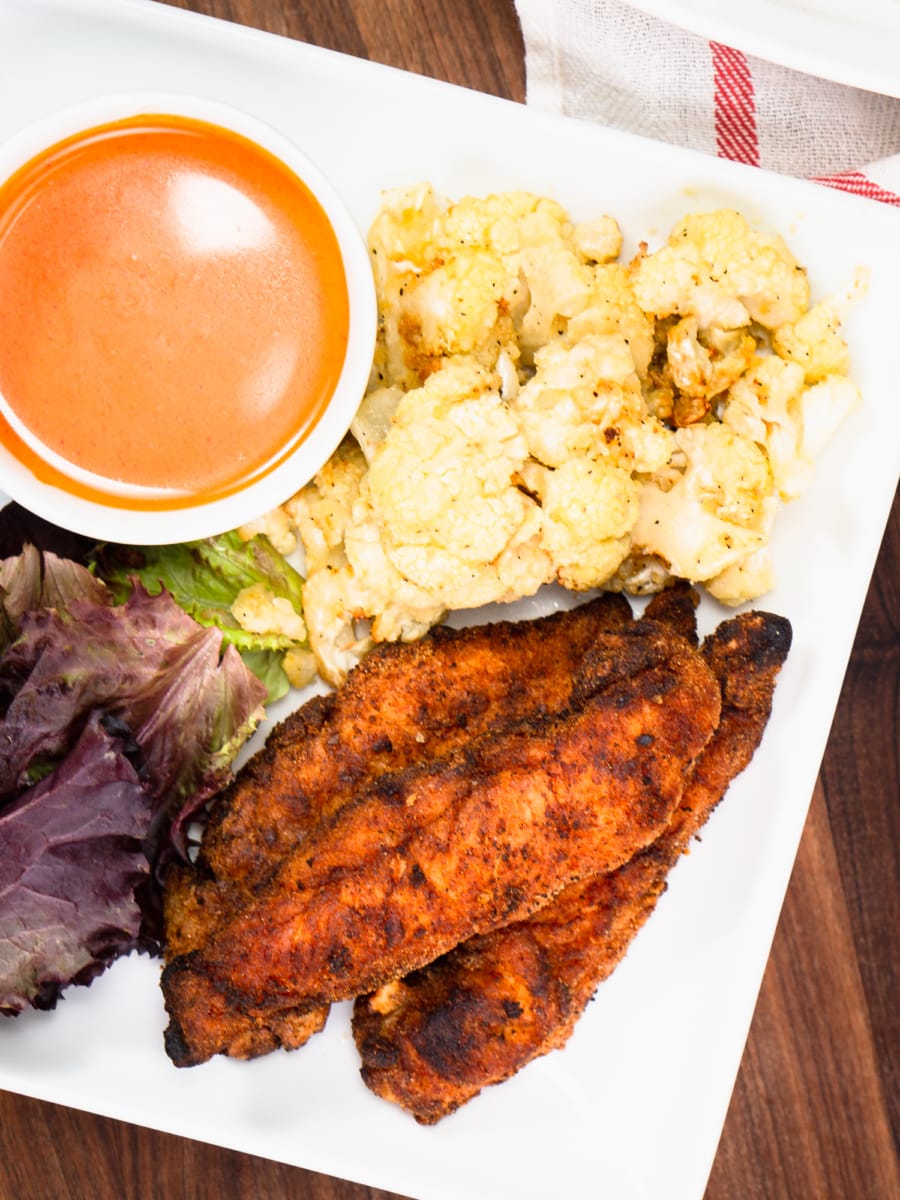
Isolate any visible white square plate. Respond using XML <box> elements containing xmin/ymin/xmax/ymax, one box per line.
<box><xmin>1</xmin><ymin>3</ymin><xmax>898</xmax><ymax>1199</ymax></box>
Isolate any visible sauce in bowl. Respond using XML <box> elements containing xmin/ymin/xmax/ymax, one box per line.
<box><xmin>0</xmin><ymin>111</ymin><xmax>351</xmax><ymax>505</ymax></box>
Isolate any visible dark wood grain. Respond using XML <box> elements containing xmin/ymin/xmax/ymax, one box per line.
<box><xmin>1</xmin><ymin>3</ymin><xmax>896</xmax><ymax>1199</ymax></box>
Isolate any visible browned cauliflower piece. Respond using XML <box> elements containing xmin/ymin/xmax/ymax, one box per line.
<box><xmin>631</xmin><ymin>423</ymin><xmax>776</xmax><ymax>587</ymax></box>
<box><xmin>632</xmin><ymin>209</ymin><xmax>810</xmax><ymax>331</ymax></box>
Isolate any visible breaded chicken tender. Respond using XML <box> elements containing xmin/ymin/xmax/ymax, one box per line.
<box><xmin>352</xmin><ymin>600</ymin><xmax>791</xmax><ymax>1124</ymax></box>
<box><xmin>162</xmin><ymin>616</ymin><xmax>722</xmax><ymax>1067</ymax></box>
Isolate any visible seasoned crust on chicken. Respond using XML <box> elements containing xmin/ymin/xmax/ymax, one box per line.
<box><xmin>196</xmin><ymin>593</ymin><xmax>632</xmax><ymax>893</ymax></box>
<box><xmin>352</xmin><ymin>608</ymin><xmax>791</xmax><ymax>1122</ymax></box>
<box><xmin>161</xmin><ymin>617</ymin><xmax>721</xmax><ymax>1067</ymax></box>
<box><xmin>163</xmin><ymin>593</ymin><xmax>632</xmax><ymax>1059</ymax></box>
<box><xmin>162</xmin><ymin>593</ymin><xmax>634</xmax><ymax>1060</ymax></box>
<box><xmin>164</xmin><ymin>593</ymin><xmax>633</xmax><ymax>962</ymax></box>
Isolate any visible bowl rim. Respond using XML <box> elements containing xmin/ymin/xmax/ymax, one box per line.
<box><xmin>0</xmin><ymin>91</ymin><xmax>377</xmax><ymax>545</ymax></box>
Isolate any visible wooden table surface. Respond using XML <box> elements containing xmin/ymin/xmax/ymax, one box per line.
<box><xmin>1</xmin><ymin>3</ymin><xmax>897</xmax><ymax>1198</ymax></box>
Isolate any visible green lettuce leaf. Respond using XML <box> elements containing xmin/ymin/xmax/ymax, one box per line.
<box><xmin>92</xmin><ymin>531</ymin><xmax>306</xmax><ymax>700</ymax></box>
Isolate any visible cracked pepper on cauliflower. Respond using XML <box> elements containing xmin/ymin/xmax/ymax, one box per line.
<box><xmin>243</xmin><ymin>187</ymin><xmax>860</xmax><ymax>683</ymax></box>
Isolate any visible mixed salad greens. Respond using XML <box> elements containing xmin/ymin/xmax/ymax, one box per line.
<box><xmin>93</xmin><ymin>530</ymin><xmax>309</xmax><ymax>704</ymax></box>
<box><xmin>0</xmin><ymin>531</ymin><xmax>309</xmax><ymax>1015</ymax></box>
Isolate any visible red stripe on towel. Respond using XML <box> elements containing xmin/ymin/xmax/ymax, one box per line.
<box><xmin>710</xmin><ymin>42</ymin><xmax>759</xmax><ymax>167</ymax></box>
<box><xmin>815</xmin><ymin>170</ymin><xmax>900</xmax><ymax>206</ymax></box>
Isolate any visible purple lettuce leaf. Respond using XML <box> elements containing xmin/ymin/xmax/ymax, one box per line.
<box><xmin>0</xmin><ymin>545</ymin><xmax>109</xmax><ymax>658</ymax></box>
<box><xmin>0</xmin><ymin>714</ymin><xmax>153</xmax><ymax>1015</ymax></box>
<box><xmin>0</xmin><ymin>550</ymin><xmax>268</xmax><ymax>1002</ymax></box>
<box><xmin>0</xmin><ymin>582</ymin><xmax>267</xmax><ymax>845</ymax></box>
<box><xmin>126</xmin><ymin>632</ymin><xmax>268</xmax><ymax>859</ymax></box>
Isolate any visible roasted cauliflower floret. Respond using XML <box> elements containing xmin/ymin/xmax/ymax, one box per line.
<box><xmin>704</xmin><ymin>547</ymin><xmax>776</xmax><ymax>607</ymax></box>
<box><xmin>298</xmin><ymin>562</ymin><xmax>376</xmax><ymax>686</ymax></box>
<box><xmin>515</xmin><ymin>235</ymin><xmax>595</xmax><ymax>357</ymax></box>
<box><xmin>364</xmin><ymin>362</ymin><xmax>526</xmax><ymax>554</ymax></box>
<box><xmin>284</xmin><ymin>438</ymin><xmax>369</xmax><ymax>575</ymax></box>
<box><xmin>772</xmin><ymin>302</ymin><xmax>852</xmax><ymax>383</ymax></box>
<box><xmin>367</xmin><ymin>181</ymin><xmax>444</xmax><ymax>264</ymax></box>
<box><xmin>368</xmin><ymin>184</ymin><xmax>524</xmax><ymax>389</ymax></box>
<box><xmin>722</xmin><ymin>355</ymin><xmax>860</xmax><ymax>502</ymax></box>
<box><xmin>632</xmin><ymin>422</ymin><xmax>775</xmax><ymax>585</ymax></box>
<box><xmin>722</xmin><ymin>355</ymin><xmax>809</xmax><ymax>499</ymax></box>
<box><xmin>565</xmin><ymin>263</ymin><xmax>656</xmax><ymax>378</ymax></box>
<box><xmin>436</xmin><ymin>190</ymin><xmax>601</xmax><ymax>359</ymax></box>
<box><xmin>298</xmin><ymin>358</ymin><xmax>554</xmax><ymax>679</ymax></box>
<box><xmin>573</xmin><ymin>214</ymin><xmax>623</xmax><ymax>264</ymax></box>
<box><xmin>341</xmin><ymin>517</ymin><xmax>449</xmax><ymax>643</ymax></box>
<box><xmin>350</xmin><ymin>386</ymin><xmax>404</xmax><ymax>463</ymax></box>
<box><xmin>666</xmin><ymin>316</ymin><xmax>757</xmax><ymax>411</ymax></box>
<box><xmin>229</xmin><ymin>581</ymin><xmax>318</xmax><ymax>689</ymax></box>
<box><xmin>360</xmin><ymin>359</ymin><xmax>549</xmax><ymax>603</ymax></box>
<box><xmin>512</xmin><ymin>332</ymin><xmax>676</xmax><ymax>484</ymax></box>
<box><xmin>237</xmin><ymin>506</ymin><xmax>298</xmax><ymax>556</ymax></box>
<box><xmin>512</xmin><ymin>334</ymin><xmax>644</xmax><ymax>468</ymax></box>
<box><xmin>607</xmin><ymin>551</ymin><xmax>675</xmax><ymax>597</ymax></box>
<box><xmin>797</xmin><ymin>375</ymin><xmax>861</xmax><ymax>462</ymax></box>
<box><xmin>632</xmin><ymin>209</ymin><xmax>810</xmax><ymax>331</ymax></box>
<box><xmin>437</xmin><ymin>190</ymin><xmax>570</xmax><ymax>257</ymax></box>
<box><xmin>369</xmin><ymin>186</ymin><xmax>621</xmax><ymax>387</ymax></box>
<box><xmin>397</xmin><ymin>249</ymin><xmax>522</xmax><ymax>377</ymax></box>
<box><xmin>231</xmin><ymin>581</ymin><xmax>307</xmax><ymax>644</ymax></box>
<box><xmin>524</xmin><ymin>457</ymin><xmax>640</xmax><ymax>590</ymax></box>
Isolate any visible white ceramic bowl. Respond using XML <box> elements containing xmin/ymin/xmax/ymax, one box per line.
<box><xmin>0</xmin><ymin>93</ymin><xmax>376</xmax><ymax>544</ymax></box>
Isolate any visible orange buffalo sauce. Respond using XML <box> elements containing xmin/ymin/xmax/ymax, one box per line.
<box><xmin>0</xmin><ymin>113</ymin><xmax>349</xmax><ymax>506</ymax></box>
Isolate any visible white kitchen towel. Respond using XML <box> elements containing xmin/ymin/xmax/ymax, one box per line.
<box><xmin>515</xmin><ymin>0</ymin><xmax>900</xmax><ymax>204</ymax></box>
